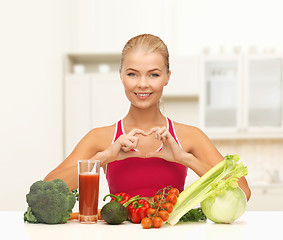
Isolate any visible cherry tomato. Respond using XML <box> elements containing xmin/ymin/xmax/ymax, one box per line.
<box><xmin>166</xmin><ymin>193</ymin><xmax>178</xmax><ymax>205</ymax></box>
<box><xmin>154</xmin><ymin>194</ymin><xmax>164</xmax><ymax>203</ymax></box>
<box><xmin>162</xmin><ymin>202</ymin><xmax>174</xmax><ymax>213</ymax></box>
<box><xmin>141</xmin><ymin>218</ymin><xmax>152</xmax><ymax>229</ymax></box>
<box><xmin>158</xmin><ymin>210</ymin><xmax>169</xmax><ymax>221</ymax></box>
<box><xmin>169</xmin><ymin>188</ymin><xmax>180</xmax><ymax>197</ymax></box>
<box><xmin>152</xmin><ymin>217</ymin><xmax>163</xmax><ymax>228</ymax></box>
<box><xmin>147</xmin><ymin>208</ymin><xmax>157</xmax><ymax>218</ymax></box>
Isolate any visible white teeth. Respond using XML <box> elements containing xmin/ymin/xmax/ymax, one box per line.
<box><xmin>136</xmin><ymin>93</ymin><xmax>150</xmax><ymax>96</ymax></box>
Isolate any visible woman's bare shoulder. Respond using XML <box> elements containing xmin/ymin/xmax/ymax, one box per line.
<box><xmin>74</xmin><ymin>123</ymin><xmax>117</xmax><ymax>154</ymax></box>
<box><xmin>173</xmin><ymin>121</ymin><xmax>205</xmax><ymax>137</ymax></box>
<box><xmin>88</xmin><ymin>123</ymin><xmax>116</xmax><ymax>144</ymax></box>
<box><xmin>172</xmin><ymin>121</ymin><xmax>209</xmax><ymax>151</ymax></box>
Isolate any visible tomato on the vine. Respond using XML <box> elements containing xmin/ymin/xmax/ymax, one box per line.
<box><xmin>152</xmin><ymin>217</ymin><xmax>163</xmax><ymax>228</ymax></box>
<box><xmin>169</xmin><ymin>188</ymin><xmax>180</xmax><ymax>197</ymax></box>
<box><xmin>147</xmin><ymin>208</ymin><xmax>157</xmax><ymax>217</ymax></box>
<box><xmin>162</xmin><ymin>202</ymin><xmax>174</xmax><ymax>213</ymax></box>
<box><xmin>141</xmin><ymin>218</ymin><xmax>152</xmax><ymax>229</ymax></box>
<box><xmin>154</xmin><ymin>194</ymin><xmax>164</xmax><ymax>203</ymax></box>
<box><xmin>166</xmin><ymin>193</ymin><xmax>178</xmax><ymax>205</ymax></box>
<box><xmin>158</xmin><ymin>210</ymin><xmax>169</xmax><ymax>221</ymax></box>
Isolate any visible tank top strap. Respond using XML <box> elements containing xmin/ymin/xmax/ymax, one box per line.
<box><xmin>112</xmin><ymin>118</ymin><xmax>182</xmax><ymax>148</ymax></box>
<box><xmin>167</xmin><ymin>117</ymin><xmax>182</xmax><ymax>148</ymax></box>
<box><xmin>112</xmin><ymin>120</ymin><xmax>123</xmax><ymax>143</ymax></box>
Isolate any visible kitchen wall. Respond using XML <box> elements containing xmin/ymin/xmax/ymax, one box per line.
<box><xmin>0</xmin><ymin>0</ymin><xmax>71</xmax><ymax>211</ymax></box>
<box><xmin>213</xmin><ymin>139</ymin><xmax>283</xmax><ymax>185</ymax></box>
<box><xmin>1</xmin><ymin>0</ymin><xmax>283</xmax><ymax>211</ymax></box>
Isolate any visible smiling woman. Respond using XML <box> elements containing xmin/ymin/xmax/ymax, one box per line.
<box><xmin>120</xmin><ymin>48</ymin><xmax>170</xmax><ymax>110</ymax></box>
<box><xmin>44</xmin><ymin>34</ymin><xmax>251</xmax><ymax>202</ymax></box>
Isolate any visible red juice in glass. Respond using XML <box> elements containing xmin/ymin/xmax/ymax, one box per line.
<box><xmin>78</xmin><ymin>160</ymin><xmax>100</xmax><ymax>223</ymax></box>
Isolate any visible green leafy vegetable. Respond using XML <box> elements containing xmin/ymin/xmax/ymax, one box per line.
<box><xmin>23</xmin><ymin>207</ymin><xmax>37</xmax><ymax>223</ymax></box>
<box><xmin>179</xmin><ymin>207</ymin><xmax>207</xmax><ymax>222</ymax></box>
<box><xmin>24</xmin><ymin>179</ymin><xmax>77</xmax><ymax>224</ymax></box>
<box><xmin>167</xmin><ymin>154</ymin><xmax>248</xmax><ymax>225</ymax></box>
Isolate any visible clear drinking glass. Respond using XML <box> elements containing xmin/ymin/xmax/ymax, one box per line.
<box><xmin>78</xmin><ymin>160</ymin><xmax>100</xmax><ymax>223</ymax></box>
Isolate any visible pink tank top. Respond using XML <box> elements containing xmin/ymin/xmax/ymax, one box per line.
<box><xmin>106</xmin><ymin>117</ymin><xmax>187</xmax><ymax>197</ymax></box>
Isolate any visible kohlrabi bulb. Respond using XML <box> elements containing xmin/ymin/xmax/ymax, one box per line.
<box><xmin>200</xmin><ymin>187</ymin><xmax>247</xmax><ymax>224</ymax></box>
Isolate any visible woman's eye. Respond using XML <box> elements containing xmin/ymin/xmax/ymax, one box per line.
<box><xmin>127</xmin><ymin>73</ymin><xmax>136</xmax><ymax>77</ymax></box>
<box><xmin>151</xmin><ymin>73</ymin><xmax>159</xmax><ymax>77</ymax></box>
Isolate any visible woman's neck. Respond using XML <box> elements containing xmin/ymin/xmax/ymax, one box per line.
<box><xmin>123</xmin><ymin>104</ymin><xmax>166</xmax><ymax>131</ymax></box>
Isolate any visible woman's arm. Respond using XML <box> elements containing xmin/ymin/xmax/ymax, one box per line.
<box><xmin>179</xmin><ymin>125</ymin><xmax>251</xmax><ymax>201</ymax></box>
<box><xmin>44</xmin><ymin>127</ymin><xmax>113</xmax><ymax>190</ymax></box>
<box><xmin>147</xmin><ymin>123</ymin><xmax>251</xmax><ymax>201</ymax></box>
<box><xmin>44</xmin><ymin>125</ymin><xmax>147</xmax><ymax>190</ymax></box>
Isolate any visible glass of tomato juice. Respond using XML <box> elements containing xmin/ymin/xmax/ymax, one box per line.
<box><xmin>78</xmin><ymin>160</ymin><xmax>100</xmax><ymax>223</ymax></box>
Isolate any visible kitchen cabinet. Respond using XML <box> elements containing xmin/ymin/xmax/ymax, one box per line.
<box><xmin>244</xmin><ymin>56</ymin><xmax>282</xmax><ymax>129</ymax></box>
<box><xmin>162</xmin><ymin>55</ymin><xmax>200</xmax><ymax>126</ymax></box>
<box><xmin>247</xmin><ymin>184</ymin><xmax>283</xmax><ymax>211</ymax></box>
<box><xmin>64</xmin><ymin>53</ymin><xmax>200</xmax><ymax>156</ymax></box>
<box><xmin>200</xmin><ymin>57</ymin><xmax>241</xmax><ymax>129</ymax></box>
<box><xmin>64</xmin><ymin>53</ymin><xmax>129</xmax><ymax>157</ymax></box>
<box><xmin>200</xmin><ymin>55</ymin><xmax>283</xmax><ymax>139</ymax></box>
<box><xmin>163</xmin><ymin>55</ymin><xmax>200</xmax><ymax>97</ymax></box>
<box><xmin>70</xmin><ymin>0</ymin><xmax>173</xmax><ymax>53</ymax></box>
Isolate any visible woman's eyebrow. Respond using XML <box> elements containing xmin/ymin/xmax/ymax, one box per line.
<box><xmin>126</xmin><ymin>68</ymin><xmax>138</xmax><ymax>72</ymax></box>
<box><xmin>148</xmin><ymin>68</ymin><xmax>161</xmax><ymax>72</ymax></box>
<box><xmin>125</xmin><ymin>67</ymin><xmax>161</xmax><ymax>72</ymax></box>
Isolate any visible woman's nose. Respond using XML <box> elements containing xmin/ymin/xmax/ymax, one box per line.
<box><xmin>137</xmin><ymin>76</ymin><xmax>149</xmax><ymax>88</ymax></box>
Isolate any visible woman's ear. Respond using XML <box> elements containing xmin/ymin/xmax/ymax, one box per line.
<box><xmin>164</xmin><ymin>70</ymin><xmax>171</xmax><ymax>86</ymax></box>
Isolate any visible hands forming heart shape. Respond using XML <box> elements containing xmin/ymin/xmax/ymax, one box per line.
<box><xmin>115</xmin><ymin>127</ymin><xmax>184</xmax><ymax>163</ymax></box>
<box><xmin>120</xmin><ymin>127</ymin><xmax>168</xmax><ymax>153</ymax></box>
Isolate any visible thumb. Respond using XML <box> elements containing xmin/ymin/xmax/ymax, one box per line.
<box><xmin>145</xmin><ymin>151</ymin><xmax>163</xmax><ymax>159</ymax></box>
<box><xmin>116</xmin><ymin>149</ymin><xmax>144</xmax><ymax>160</ymax></box>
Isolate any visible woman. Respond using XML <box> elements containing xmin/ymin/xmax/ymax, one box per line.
<box><xmin>45</xmin><ymin>34</ymin><xmax>251</xmax><ymax>201</ymax></box>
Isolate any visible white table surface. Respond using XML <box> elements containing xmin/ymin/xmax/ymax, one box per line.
<box><xmin>1</xmin><ymin>211</ymin><xmax>282</xmax><ymax>240</ymax></box>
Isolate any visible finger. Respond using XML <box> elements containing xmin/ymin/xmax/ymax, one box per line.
<box><xmin>152</xmin><ymin>127</ymin><xmax>167</xmax><ymax>141</ymax></box>
<box><xmin>121</xmin><ymin>146</ymin><xmax>130</xmax><ymax>152</ymax></box>
<box><xmin>120</xmin><ymin>139</ymin><xmax>136</xmax><ymax>152</ymax></box>
<box><xmin>160</xmin><ymin>132</ymin><xmax>169</xmax><ymax>142</ymax></box>
<box><xmin>147</xmin><ymin>127</ymin><xmax>158</xmax><ymax>135</ymax></box>
<box><xmin>128</xmin><ymin>128</ymin><xmax>147</xmax><ymax>137</ymax></box>
<box><xmin>128</xmin><ymin>136</ymin><xmax>138</xmax><ymax>143</ymax></box>
<box><xmin>128</xmin><ymin>136</ymin><xmax>139</xmax><ymax>148</ymax></box>
<box><xmin>117</xmin><ymin>149</ymin><xmax>144</xmax><ymax>160</ymax></box>
<box><xmin>145</xmin><ymin>151</ymin><xmax>163</xmax><ymax>159</ymax></box>
<box><xmin>147</xmin><ymin>127</ymin><xmax>161</xmax><ymax>139</ymax></box>
<box><xmin>156</xmin><ymin>127</ymin><xmax>167</xmax><ymax>135</ymax></box>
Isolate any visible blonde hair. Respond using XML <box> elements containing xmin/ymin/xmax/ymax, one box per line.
<box><xmin>120</xmin><ymin>34</ymin><xmax>170</xmax><ymax>73</ymax></box>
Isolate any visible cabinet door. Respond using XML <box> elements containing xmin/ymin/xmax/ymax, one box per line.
<box><xmin>247</xmin><ymin>186</ymin><xmax>283</xmax><ymax>211</ymax></box>
<box><xmin>246</xmin><ymin>58</ymin><xmax>282</xmax><ymax>128</ymax></box>
<box><xmin>91</xmin><ymin>73</ymin><xmax>129</xmax><ymax>128</ymax></box>
<box><xmin>202</xmin><ymin>58</ymin><xmax>241</xmax><ymax>128</ymax></box>
<box><xmin>163</xmin><ymin>56</ymin><xmax>199</xmax><ymax>96</ymax></box>
<box><xmin>64</xmin><ymin>74</ymin><xmax>92</xmax><ymax>157</ymax></box>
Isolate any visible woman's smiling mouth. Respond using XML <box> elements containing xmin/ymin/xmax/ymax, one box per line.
<box><xmin>134</xmin><ymin>92</ymin><xmax>152</xmax><ymax>99</ymax></box>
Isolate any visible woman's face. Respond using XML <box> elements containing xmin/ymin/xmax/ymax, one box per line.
<box><xmin>120</xmin><ymin>49</ymin><xmax>171</xmax><ymax>110</ymax></box>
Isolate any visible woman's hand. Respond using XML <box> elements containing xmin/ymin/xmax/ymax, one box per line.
<box><xmin>145</xmin><ymin>127</ymin><xmax>191</xmax><ymax>166</ymax></box>
<box><xmin>118</xmin><ymin>128</ymin><xmax>147</xmax><ymax>152</ymax></box>
<box><xmin>105</xmin><ymin>128</ymin><xmax>147</xmax><ymax>163</ymax></box>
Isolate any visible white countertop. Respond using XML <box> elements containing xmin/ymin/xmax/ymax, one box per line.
<box><xmin>2</xmin><ymin>211</ymin><xmax>282</xmax><ymax>240</ymax></box>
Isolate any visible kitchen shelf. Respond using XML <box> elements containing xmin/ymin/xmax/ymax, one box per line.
<box><xmin>64</xmin><ymin>52</ymin><xmax>121</xmax><ymax>74</ymax></box>
<box><xmin>162</xmin><ymin>94</ymin><xmax>199</xmax><ymax>101</ymax></box>
<box><xmin>207</xmin><ymin>130</ymin><xmax>283</xmax><ymax>140</ymax></box>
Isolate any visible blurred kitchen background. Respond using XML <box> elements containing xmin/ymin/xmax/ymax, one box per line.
<box><xmin>1</xmin><ymin>0</ymin><xmax>282</xmax><ymax>211</ymax></box>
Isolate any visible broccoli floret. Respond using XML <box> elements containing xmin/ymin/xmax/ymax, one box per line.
<box><xmin>24</xmin><ymin>179</ymin><xmax>77</xmax><ymax>224</ymax></box>
<box><xmin>24</xmin><ymin>207</ymin><xmax>37</xmax><ymax>223</ymax></box>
